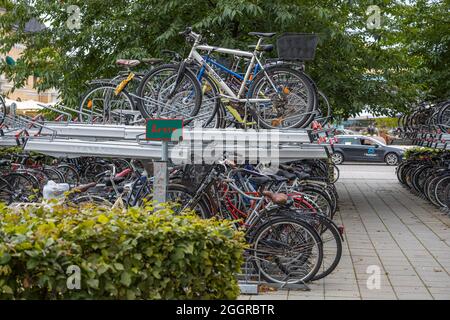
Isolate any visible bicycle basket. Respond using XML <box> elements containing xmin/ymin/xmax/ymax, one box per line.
<box><xmin>276</xmin><ymin>33</ymin><xmax>319</xmax><ymax>61</ymax></box>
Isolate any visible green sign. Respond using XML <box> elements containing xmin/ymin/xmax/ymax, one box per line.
<box><xmin>146</xmin><ymin>119</ymin><xmax>183</xmax><ymax>141</ymax></box>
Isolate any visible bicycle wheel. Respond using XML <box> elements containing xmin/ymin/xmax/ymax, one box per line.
<box><xmin>72</xmin><ymin>194</ymin><xmax>113</xmax><ymax>209</ymax></box>
<box><xmin>0</xmin><ymin>177</ymin><xmax>13</xmax><ymax>204</ymax></box>
<box><xmin>79</xmin><ymin>83</ymin><xmax>135</xmax><ymax>124</ymax></box>
<box><xmin>412</xmin><ymin>165</ymin><xmax>433</xmax><ymax>195</ymax></box>
<box><xmin>329</xmin><ymin>163</ymin><xmax>338</xmax><ymax>183</ymax></box>
<box><xmin>293</xmin><ymin>213</ymin><xmax>342</xmax><ymax>281</ymax></box>
<box><xmin>295</xmin><ymin>185</ymin><xmax>335</xmax><ymax>218</ymax></box>
<box><xmin>21</xmin><ymin>169</ymin><xmax>48</xmax><ymax>189</ymax></box>
<box><xmin>248</xmin><ymin>65</ymin><xmax>316</xmax><ymax>129</ymax></box>
<box><xmin>438</xmin><ymin>102</ymin><xmax>450</xmax><ymax>132</ymax></box>
<box><xmin>137</xmin><ymin>64</ymin><xmax>202</xmax><ymax>125</ymax></box>
<box><xmin>3</xmin><ymin>172</ymin><xmax>38</xmax><ymax>202</ymax></box>
<box><xmin>82</xmin><ymin>161</ymin><xmax>111</xmax><ymax>183</ymax></box>
<box><xmin>434</xmin><ymin>175</ymin><xmax>450</xmax><ymax>208</ymax></box>
<box><xmin>427</xmin><ymin>174</ymin><xmax>447</xmax><ymax>207</ymax></box>
<box><xmin>316</xmin><ymin>90</ymin><xmax>332</xmax><ymax>126</ymax></box>
<box><xmin>140</xmin><ymin>184</ymin><xmax>211</xmax><ymax>219</ymax></box>
<box><xmin>57</xmin><ymin>164</ymin><xmax>80</xmax><ymax>187</ymax></box>
<box><xmin>186</xmin><ymin>71</ymin><xmax>222</xmax><ymax>128</ymax></box>
<box><xmin>249</xmin><ymin>215</ymin><xmax>323</xmax><ymax>284</ymax></box>
<box><xmin>444</xmin><ymin>183</ymin><xmax>450</xmax><ymax>209</ymax></box>
<box><xmin>299</xmin><ymin>192</ymin><xmax>333</xmax><ymax>218</ymax></box>
<box><xmin>42</xmin><ymin>167</ymin><xmax>65</xmax><ymax>184</ymax></box>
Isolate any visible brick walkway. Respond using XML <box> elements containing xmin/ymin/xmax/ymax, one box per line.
<box><xmin>239</xmin><ymin>164</ymin><xmax>450</xmax><ymax>300</ymax></box>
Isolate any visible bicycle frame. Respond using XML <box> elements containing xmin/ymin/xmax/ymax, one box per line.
<box><xmin>187</xmin><ymin>38</ymin><xmax>277</xmax><ymax>102</ymax></box>
<box><xmin>198</xmin><ymin>55</ymin><xmax>261</xmax><ymax>86</ymax></box>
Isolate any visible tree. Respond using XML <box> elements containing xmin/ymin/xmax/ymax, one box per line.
<box><xmin>0</xmin><ymin>0</ymin><xmax>447</xmax><ymax>118</ymax></box>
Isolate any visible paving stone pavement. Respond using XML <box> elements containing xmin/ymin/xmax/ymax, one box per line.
<box><xmin>239</xmin><ymin>163</ymin><xmax>450</xmax><ymax>300</ymax></box>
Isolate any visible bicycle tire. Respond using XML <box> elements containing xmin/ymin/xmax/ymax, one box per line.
<box><xmin>434</xmin><ymin>175</ymin><xmax>450</xmax><ymax>208</ymax></box>
<box><xmin>249</xmin><ymin>215</ymin><xmax>323</xmax><ymax>284</ymax></box>
<box><xmin>292</xmin><ymin>213</ymin><xmax>342</xmax><ymax>281</ymax></box>
<box><xmin>444</xmin><ymin>183</ymin><xmax>450</xmax><ymax>209</ymax></box>
<box><xmin>73</xmin><ymin>195</ymin><xmax>113</xmax><ymax>208</ymax></box>
<box><xmin>57</xmin><ymin>164</ymin><xmax>80</xmax><ymax>186</ymax></box>
<box><xmin>2</xmin><ymin>172</ymin><xmax>38</xmax><ymax>202</ymax></box>
<box><xmin>0</xmin><ymin>176</ymin><xmax>13</xmax><ymax>204</ymax></box>
<box><xmin>136</xmin><ymin>64</ymin><xmax>202</xmax><ymax>125</ymax></box>
<box><xmin>437</xmin><ymin>102</ymin><xmax>450</xmax><ymax>132</ymax></box>
<box><xmin>43</xmin><ymin>167</ymin><xmax>65</xmax><ymax>184</ymax></box>
<box><xmin>248</xmin><ymin>65</ymin><xmax>316</xmax><ymax>129</ymax></box>
<box><xmin>141</xmin><ymin>183</ymin><xmax>211</xmax><ymax>219</ymax></box>
<box><xmin>79</xmin><ymin>83</ymin><xmax>135</xmax><ymax>124</ymax></box>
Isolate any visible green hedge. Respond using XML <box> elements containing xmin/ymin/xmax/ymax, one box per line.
<box><xmin>0</xmin><ymin>202</ymin><xmax>245</xmax><ymax>299</ymax></box>
<box><xmin>403</xmin><ymin>147</ymin><xmax>449</xmax><ymax>160</ymax></box>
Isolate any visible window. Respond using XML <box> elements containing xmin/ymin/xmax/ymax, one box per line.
<box><xmin>361</xmin><ymin>139</ymin><xmax>377</xmax><ymax>146</ymax></box>
<box><xmin>338</xmin><ymin>137</ymin><xmax>361</xmax><ymax>145</ymax></box>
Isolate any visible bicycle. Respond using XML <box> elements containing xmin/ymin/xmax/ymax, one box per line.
<box><xmin>167</xmin><ymin>159</ymin><xmax>345</xmax><ymax>282</ymax></box>
<box><xmin>77</xmin><ymin>51</ymin><xmax>184</xmax><ymax>125</ymax></box>
<box><xmin>137</xmin><ymin>28</ymin><xmax>318</xmax><ymax>129</ymax></box>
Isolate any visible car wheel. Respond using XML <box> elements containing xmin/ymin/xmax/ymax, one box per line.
<box><xmin>385</xmin><ymin>153</ymin><xmax>399</xmax><ymax>166</ymax></box>
<box><xmin>331</xmin><ymin>152</ymin><xmax>344</xmax><ymax>165</ymax></box>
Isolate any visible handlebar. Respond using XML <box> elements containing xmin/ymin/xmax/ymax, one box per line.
<box><xmin>179</xmin><ymin>27</ymin><xmax>201</xmax><ymax>43</ymax></box>
<box><xmin>178</xmin><ymin>27</ymin><xmax>192</xmax><ymax>36</ymax></box>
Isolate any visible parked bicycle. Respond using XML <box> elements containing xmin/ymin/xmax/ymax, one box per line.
<box><xmin>137</xmin><ymin>28</ymin><xmax>318</xmax><ymax>129</ymax></box>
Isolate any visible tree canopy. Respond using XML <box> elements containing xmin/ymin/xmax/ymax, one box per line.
<box><xmin>0</xmin><ymin>0</ymin><xmax>448</xmax><ymax>118</ymax></box>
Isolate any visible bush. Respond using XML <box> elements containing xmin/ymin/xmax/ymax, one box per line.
<box><xmin>0</xmin><ymin>202</ymin><xmax>245</xmax><ymax>299</ymax></box>
<box><xmin>403</xmin><ymin>147</ymin><xmax>449</xmax><ymax>160</ymax></box>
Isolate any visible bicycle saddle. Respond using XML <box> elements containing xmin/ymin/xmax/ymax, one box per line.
<box><xmin>268</xmin><ymin>174</ymin><xmax>288</xmax><ymax>183</ymax></box>
<box><xmin>249</xmin><ymin>176</ymin><xmax>272</xmax><ymax>186</ymax></box>
<box><xmin>276</xmin><ymin>169</ymin><xmax>297</xmax><ymax>180</ymax></box>
<box><xmin>74</xmin><ymin>182</ymin><xmax>97</xmax><ymax>193</ymax></box>
<box><xmin>293</xmin><ymin>171</ymin><xmax>311</xmax><ymax>180</ymax></box>
<box><xmin>248</xmin><ymin>44</ymin><xmax>274</xmax><ymax>52</ymax></box>
<box><xmin>116</xmin><ymin>59</ymin><xmax>140</xmax><ymax>68</ymax></box>
<box><xmin>248</xmin><ymin>32</ymin><xmax>276</xmax><ymax>38</ymax></box>
<box><xmin>262</xmin><ymin>191</ymin><xmax>288</xmax><ymax>205</ymax></box>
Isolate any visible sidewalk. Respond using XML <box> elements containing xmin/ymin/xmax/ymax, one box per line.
<box><xmin>239</xmin><ymin>164</ymin><xmax>450</xmax><ymax>300</ymax></box>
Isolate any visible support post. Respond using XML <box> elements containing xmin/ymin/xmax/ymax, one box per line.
<box><xmin>153</xmin><ymin>140</ymin><xmax>168</xmax><ymax>203</ymax></box>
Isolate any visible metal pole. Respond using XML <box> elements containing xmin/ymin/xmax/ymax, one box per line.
<box><xmin>153</xmin><ymin>140</ymin><xmax>168</xmax><ymax>203</ymax></box>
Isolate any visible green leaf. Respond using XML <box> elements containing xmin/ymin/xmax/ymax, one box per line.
<box><xmin>0</xmin><ymin>253</ymin><xmax>11</xmax><ymax>265</ymax></box>
<box><xmin>2</xmin><ymin>285</ymin><xmax>13</xmax><ymax>295</ymax></box>
<box><xmin>97</xmin><ymin>214</ymin><xmax>110</xmax><ymax>224</ymax></box>
<box><xmin>152</xmin><ymin>269</ymin><xmax>161</xmax><ymax>279</ymax></box>
<box><xmin>126</xmin><ymin>289</ymin><xmax>136</xmax><ymax>300</ymax></box>
<box><xmin>86</xmin><ymin>278</ymin><xmax>99</xmax><ymax>289</ymax></box>
<box><xmin>120</xmin><ymin>272</ymin><xmax>132</xmax><ymax>287</ymax></box>
<box><xmin>114</xmin><ymin>263</ymin><xmax>124</xmax><ymax>271</ymax></box>
<box><xmin>26</xmin><ymin>259</ymin><xmax>38</xmax><ymax>269</ymax></box>
<box><xmin>171</xmin><ymin>247</ymin><xmax>185</xmax><ymax>261</ymax></box>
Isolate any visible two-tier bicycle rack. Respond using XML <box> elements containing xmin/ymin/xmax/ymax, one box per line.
<box><xmin>400</xmin><ymin>124</ymin><xmax>450</xmax><ymax>150</ymax></box>
<box><xmin>0</xmin><ymin>101</ymin><xmax>336</xmax><ymax>294</ymax></box>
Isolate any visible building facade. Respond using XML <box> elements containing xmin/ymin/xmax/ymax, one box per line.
<box><xmin>0</xmin><ymin>7</ymin><xmax>58</xmax><ymax>103</ymax></box>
